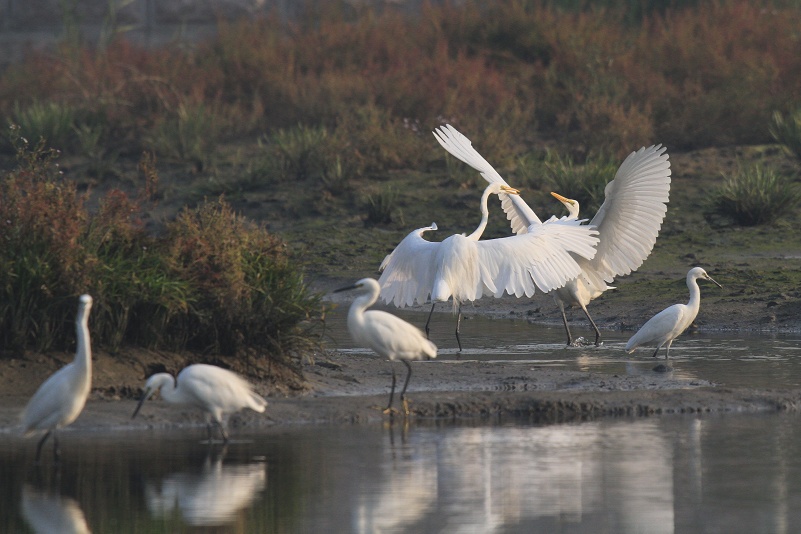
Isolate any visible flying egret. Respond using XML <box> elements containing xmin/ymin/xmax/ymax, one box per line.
<box><xmin>21</xmin><ymin>294</ymin><xmax>93</xmax><ymax>464</ymax></box>
<box><xmin>335</xmin><ymin>278</ymin><xmax>437</xmax><ymax>416</ymax></box>
<box><xmin>132</xmin><ymin>364</ymin><xmax>267</xmax><ymax>442</ymax></box>
<box><xmin>434</xmin><ymin>124</ymin><xmax>671</xmax><ymax>346</ymax></box>
<box><xmin>378</xmin><ymin>181</ymin><xmax>600</xmax><ymax>349</ymax></box>
<box><xmin>625</xmin><ymin>267</ymin><xmax>722</xmax><ymax>359</ymax></box>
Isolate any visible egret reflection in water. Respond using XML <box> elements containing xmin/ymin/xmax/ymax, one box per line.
<box><xmin>145</xmin><ymin>450</ymin><xmax>267</xmax><ymax>527</ymax></box>
<box><xmin>21</xmin><ymin>485</ymin><xmax>91</xmax><ymax>534</ymax></box>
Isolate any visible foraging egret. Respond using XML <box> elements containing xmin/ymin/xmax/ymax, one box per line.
<box><xmin>132</xmin><ymin>364</ymin><xmax>267</xmax><ymax>442</ymax></box>
<box><xmin>378</xmin><ymin>181</ymin><xmax>599</xmax><ymax>349</ymax></box>
<box><xmin>21</xmin><ymin>294</ymin><xmax>93</xmax><ymax>464</ymax></box>
<box><xmin>625</xmin><ymin>267</ymin><xmax>722</xmax><ymax>359</ymax></box>
<box><xmin>434</xmin><ymin>124</ymin><xmax>671</xmax><ymax>346</ymax></box>
<box><xmin>335</xmin><ymin>278</ymin><xmax>437</xmax><ymax>415</ymax></box>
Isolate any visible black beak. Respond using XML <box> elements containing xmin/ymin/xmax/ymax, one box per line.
<box><xmin>132</xmin><ymin>394</ymin><xmax>147</xmax><ymax>419</ymax></box>
<box><xmin>333</xmin><ymin>284</ymin><xmax>358</xmax><ymax>293</ymax></box>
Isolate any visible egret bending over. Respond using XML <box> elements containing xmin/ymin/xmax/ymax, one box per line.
<box><xmin>335</xmin><ymin>278</ymin><xmax>437</xmax><ymax>415</ymax></box>
<box><xmin>434</xmin><ymin>124</ymin><xmax>671</xmax><ymax>346</ymax></box>
<box><xmin>625</xmin><ymin>267</ymin><xmax>722</xmax><ymax>359</ymax></box>
<box><xmin>132</xmin><ymin>364</ymin><xmax>267</xmax><ymax>442</ymax></box>
<box><xmin>21</xmin><ymin>294</ymin><xmax>93</xmax><ymax>464</ymax></box>
<box><xmin>378</xmin><ymin>182</ymin><xmax>599</xmax><ymax>349</ymax></box>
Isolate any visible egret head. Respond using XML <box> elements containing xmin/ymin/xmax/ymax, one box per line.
<box><xmin>689</xmin><ymin>267</ymin><xmax>723</xmax><ymax>288</ymax></box>
<box><xmin>551</xmin><ymin>192</ymin><xmax>580</xmax><ymax>219</ymax></box>
<box><xmin>487</xmin><ymin>183</ymin><xmax>520</xmax><ymax>196</ymax></box>
<box><xmin>131</xmin><ymin>373</ymin><xmax>174</xmax><ymax>419</ymax></box>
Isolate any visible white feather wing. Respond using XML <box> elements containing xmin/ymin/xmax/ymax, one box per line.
<box><xmin>584</xmin><ymin>144</ymin><xmax>671</xmax><ymax>283</ymax></box>
<box><xmin>474</xmin><ymin>218</ymin><xmax>599</xmax><ymax>298</ymax></box>
<box><xmin>434</xmin><ymin>124</ymin><xmax>541</xmax><ymax>232</ymax></box>
<box><xmin>378</xmin><ymin>225</ymin><xmax>440</xmax><ymax>307</ymax></box>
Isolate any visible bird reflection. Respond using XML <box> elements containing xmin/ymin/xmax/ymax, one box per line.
<box><xmin>21</xmin><ymin>485</ymin><xmax>91</xmax><ymax>534</ymax></box>
<box><xmin>145</xmin><ymin>450</ymin><xmax>266</xmax><ymax>527</ymax></box>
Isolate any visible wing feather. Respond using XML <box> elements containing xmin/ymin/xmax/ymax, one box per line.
<box><xmin>378</xmin><ymin>224</ymin><xmax>440</xmax><ymax>307</ymax></box>
<box><xmin>586</xmin><ymin>144</ymin><xmax>671</xmax><ymax>283</ymax></box>
<box><xmin>434</xmin><ymin>124</ymin><xmax>541</xmax><ymax>232</ymax></box>
<box><xmin>475</xmin><ymin>219</ymin><xmax>599</xmax><ymax>297</ymax></box>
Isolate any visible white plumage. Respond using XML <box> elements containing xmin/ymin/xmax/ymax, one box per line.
<box><xmin>378</xmin><ymin>180</ymin><xmax>599</xmax><ymax>349</ymax></box>
<box><xmin>335</xmin><ymin>278</ymin><xmax>437</xmax><ymax>415</ymax></box>
<box><xmin>434</xmin><ymin>124</ymin><xmax>671</xmax><ymax>346</ymax></box>
<box><xmin>132</xmin><ymin>363</ymin><xmax>267</xmax><ymax>442</ymax></box>
<box><xmin>21</xmin><ymin>294</ymin><xmax>93</xmax><ymax>464</ymax></box>
<box><xmin>625</xmin><ymin>267</ymin><xmax>722</xmax><ymax>359</ymax></box>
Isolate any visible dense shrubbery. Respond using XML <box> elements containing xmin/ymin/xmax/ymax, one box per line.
<box><xmin>2</xmin><ymin>1</ymin><xmax>801</xmax><ymax>168</ymax></box>
<box><xmin>0</xmin><ymin>133</ymin><xmax>321</xmax><ymax>359</ymax></box>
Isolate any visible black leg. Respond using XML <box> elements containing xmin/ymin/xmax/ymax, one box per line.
<box><xmin>400</xmin><ymin>360</ymin><xmax>413</xmax><ymax>415</ymax></box>
<box><xmin>35</xmin><ymin>431</ymin><xmax>51</xmax><ymax>464</ymax></box>
<box><xmin>217</xmin><ymin>421</ymin><xmax>229</xmax><ymax>443</ymax></box>
<box><xmin>425</xmin><ymin>303</ymin><xmax>436</xmax><ymax>339</ymax></box>
<box><xmin>53</xmin><ymin>433</ymin><xmax>60</xmax><ymax>464</ymax></box>
<box><xmin>384</xmin><ymin>363</ymin><xmax>397</xmax><ymax>413</ymax></box>
<box><xmin>559</xmin><ymin>306</ymin><xmax>573</xmax><ymax>346</ymax></box>
<box><xmin>580</xmin><ymin>304</ymin><xmax>602</xmax><ymax>346</ymax></box>
<box><xmin>455</xmin><ymin>303</ymin><xmax>463</xmax><ymax>352</ymax></box>
<box><xmin>652</xmin><ymin>346</ymin><xmax>661</xmax><ymax>358</ymax></box>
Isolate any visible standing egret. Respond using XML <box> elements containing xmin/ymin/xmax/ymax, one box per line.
<box><xmin>335</xmin><ymin>278</ymin><xmax>437</xmax><ymax>415</ymax></box>
<box><xmin>625</xmin><ymin>267</ymin><xmax>722</xmax><ymax>359</ymax></box>
<box><xmin>378</xmin><ymin>182</ymin><xmax>599</xmax><ymax>349</ymax></box>
<box><xmin>132</xmin><ymin>364</ymin><xmax>267</xmax><ymax>443</ymax></box>
<box><xmin>434</xmin><ymin>124</ymin><xmax>671</xmax><ymax>346</ymax></box>
<box><xmin>21</xmin><ymin>294</ymin><xmax>93</xmax><ymax>464</ymax></box>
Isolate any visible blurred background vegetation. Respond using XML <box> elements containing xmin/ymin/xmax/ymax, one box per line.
<box><xmin>2</xmin><ymin>0</ymin><xmax>801</xmax><ymax>361</ymax></box>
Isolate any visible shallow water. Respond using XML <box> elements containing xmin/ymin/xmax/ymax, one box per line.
<box><xmin>325</xmin><ymin>306</ymin><xmax>801</xmax><ymax>389</ymax></box>
<box><xmin>4</xmin><ymin>310</ymin><xmax>801</xmax><ymax>533</ymax></box>
<box><xmin>2</xmin><ymin>413</ymin><xmax>801</xmax><ymax>533</ymax></box>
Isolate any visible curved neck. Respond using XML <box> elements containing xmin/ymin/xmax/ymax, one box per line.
<box><xmin>74</xmin><ymin>308</ymin><xmax>92</xmax><ymax>373</ymax></box>
<box><xmin>159</xmin><ymin>375</ymin><xmax>183</xmax><ymax>404</ymax></box>
<box><xmin>686</xmin><ymin>275</ymin><xmax>702</xmax><ymax>312</ymax></box>
<box><xmin>465</xmin><ymin>187</ymin><xmax>493</xmax><ymax>240</ymax></box>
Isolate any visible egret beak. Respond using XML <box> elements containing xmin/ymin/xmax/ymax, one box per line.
<box><xmin>706</xmin><ymin>275</ymin><xmax>723</xmax><ymax>289</ymax></box>
<box><xmin>550</xmin><ymin>192</ymin><xmax>572</xmax><ymax>204</ymax></box>
<box><xmin>500</xmin><ymin>185</ymin><xmax>520</xmax><ymax>195</ymax></box>
<box><xmin>334</xmin><ymin>283</ymin><xmax>360</xmax><ymax>293</ymax></box>
<box><xmin>132</xmin><ymin>389</ymin><xmax>151</xmax><ymax>419</ymax></box>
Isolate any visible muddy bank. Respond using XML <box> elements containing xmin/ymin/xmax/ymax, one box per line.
<box><xmin>2</xmin><ymin>349</ymin><xmax>801</xmax><ymax>437</ymax></box>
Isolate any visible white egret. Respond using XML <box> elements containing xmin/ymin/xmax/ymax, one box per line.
<box><xmin>434</xmin><ymin>124</ymin><xmax>671</xmax><ymax>346</ymax></box>
<box><xmin>335</xmin><ymin>278</ymin><xmax>437</xmax><ymax>415</ymax></box>
<box><xmin>21</xmin><ymin>294</ymin><xmax>93</xmax><ymax>464</ymax></box>
<box><xmin>378</xmin><ymin>181</ymin><xmax>599</xmax><ymax>349</ymax></box>
<box><xmin>132</xmin><ymin>364</ymin><xmax>267</xmax><ymax>442</ymax></box>
<box><xmin>625</xmin><ymin>267</ymin><xmax>722</xmax><ymax>359</ymax></box>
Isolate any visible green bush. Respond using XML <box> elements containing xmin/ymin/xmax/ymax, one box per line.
<box><xmin>707</xmin><ymin>163</ymin><xmax>801</xmax><ymax>226</ymax></box>
<box><xmin>0</xmin><ymin>136</ymin><xmax>322</xmax><ymax>360</ymax></box>
<box><xmin>770</xmin><ymin>109</ymin><xmax>801</xmax><ymax>161</ymax></box>
<box><xmin>10</xmin><ymin>101</ymin><xmax>77</xmax><ymax>152</ymax></box>
<box><xmin>271</xmin><ymin>124</ymin><xmax>331</xmax><ymax>181</ymax></box>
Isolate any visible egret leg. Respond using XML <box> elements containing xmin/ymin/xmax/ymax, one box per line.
<box><xmin>216</xmin><ymin>421</ymin><xmax>230</xmax><ymax>444</ymax></box>
<box><xmin>455</xmin><ymin>304</ymin><xmax>463</xmax><ymax>353</ymax></box>
<box><xmin>52</xmin><ymin>433</ymin><xmax>61</xmax><ymax>464</ymax></box>
<box><xmin>424</xmin><ymin>303</ymin><xmax>436</xmax><ymax>339</ymax></box>
<box><xmin>384</xmin><ymin>363</ymin><xmax>398</xmax><ymax>414</ymax></box>
<box><xmin>35</xmin><ymin>431</ymin><xmax>51</xmax><ymax>464</ymax></box>
<box><xmin>651</xmin><ymin>345</ymin><xmax>661</xmax><ymax>358</ymax></box>
<box><xmin>579</xmin><ymin>304</ymin><xmax>602</xmax><ymax>346</ymax></box>
<box><xmin>558</xmin><ymin>306</ymin><xmax>573</xmax><ymax>346</ymax></box>
<box><xmin>399</xmin><ymin>360</ymin><xmax>413</xmax><ymax>416</ymax></box>
<box><xmin>665</xmin><ymin>341</ymin><xmax>673</xmax><ymax>360</ymax></box>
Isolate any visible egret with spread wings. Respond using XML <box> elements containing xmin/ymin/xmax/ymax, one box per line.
<box><xmin>434</xmin><ymin>124</ymin><xmax>671</xmax><ymax>346</ymax></box>
<box><xmin>378</xmin><ymin>181</ymin><xmax>599</xmax><ymax>350</ymax></box>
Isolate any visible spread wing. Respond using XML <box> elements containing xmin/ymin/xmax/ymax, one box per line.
<box><xmin>378</xmin><ymin>224</ymin><xmax>440</xmax><ymax>307</ymax></box>
<box><xmin>583</xmin><ymin>144</ymin><xmax>671</xmax><ymax>284</ymax></box>
<box><xmin>434</xmin><ymin>124</ymin><xmax>541</xmax><ymax>232</ymax></box>
<box><xmin>475</xmin><ymin>218</ymin><xmax>599</xmax><ymax>298</ymax></box>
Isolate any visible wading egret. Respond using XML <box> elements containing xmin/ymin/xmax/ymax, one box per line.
<box><xmin>335</xmin><ymin>278</ymin><xmax>437</xmax><ymax>415</ymax></box>
<box><xmin>434</xmin><ymin>124</ymin><xmax>671</xmax><ymax>346</ymax></box>
<box><xmin>21</xmin><ymin>294</ymin><xmax>93</xmax><ymax>464</ymax></box>
<box><xmin>132</xmin><ymin>364</ymin><xmax>267</xmax><ymax>442</ymax></box>
<box><xmin>625</xmin><ymin>267</ymin><xmax>722</xmax><ymax>359</ymax></box>
<box><xmin>378</xmin><ymin>181</ymin><xmax>599</xmax><ymax>350</ymax></box>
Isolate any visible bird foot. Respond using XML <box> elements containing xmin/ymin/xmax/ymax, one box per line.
<box><xmin>382</xmin><ymin>407</ymin><xmax>400</xmax><ymax>415</ymax></box>
<box><xmin>402</xmin><ymin>398</ymin><xmax>410</xmax><ymax>417</ymax></box>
